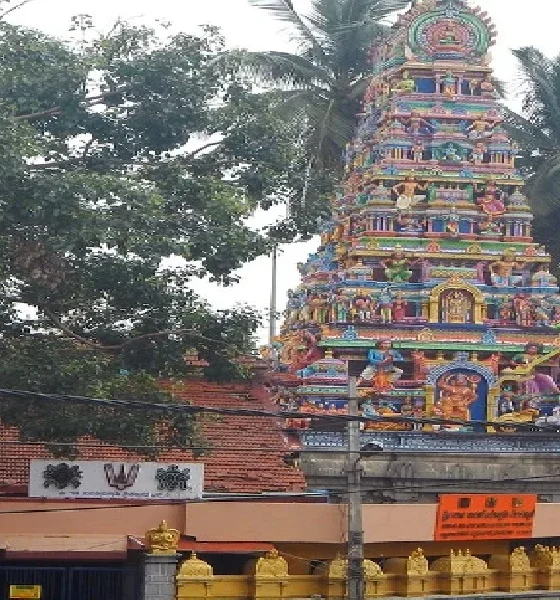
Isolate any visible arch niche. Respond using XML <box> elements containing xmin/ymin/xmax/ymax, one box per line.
<box><xmin>428</xmin><ymin>278</ymin><xmax>485</xmax><ymax>325</ymax></box>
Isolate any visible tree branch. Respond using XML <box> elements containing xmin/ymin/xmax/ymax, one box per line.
<box><xmin>184</xmin><ymin>140</ymin><xmax>224</xmax><ymax>161</ymax></box>
<box><xmin>14</xmin><ymin>107</ymin><xmax>62</xmax><ymax>121</ymax></box>
<box><xmin>42</xmin><ymin>308</ymin><xmax>229</xmax><ymax>351</ymax></box>
<box><xmin>0</xmin><ymin>0</ymin><xmax>35</xmax><ymax>20</ymax></box>
<box><xmin>14</xmin><ymin>87</ymin><xmax>132</xmax><ymax>121</ymax></box>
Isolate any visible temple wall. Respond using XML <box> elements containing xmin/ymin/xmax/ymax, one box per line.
<box><xmin>301</xmin><ymin>451</ymin><xmax>560</xmax><ymax>503</ymax></box>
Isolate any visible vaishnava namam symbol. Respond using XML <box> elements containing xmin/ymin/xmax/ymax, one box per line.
<box><xmin>104</xmin><ymin>463</ymin><xmax>140</xmax><ymax>490</ymax></box>
<box><xmin>155</xmin><ymin>465</ymin><xmax>191</xmax><ymax>491</ymax></box>
<box><xmin>43</xmin><ymin>463</ymin><xmax>83</xmax><ymax>489</ymax></box>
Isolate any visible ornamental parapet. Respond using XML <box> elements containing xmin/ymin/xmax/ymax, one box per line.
<box><xmin>175</xmin><ymin>547</ymin><xmax>554</xmax><ymax>599</ymax></box>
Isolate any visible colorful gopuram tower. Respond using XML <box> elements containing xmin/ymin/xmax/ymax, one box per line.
<box><xmin>270</xmin><ymin>0</ymin><xmax>560</xmax><ymax>435</ymax></box>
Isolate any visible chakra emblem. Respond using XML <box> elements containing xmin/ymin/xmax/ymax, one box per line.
<box><xmin>155</xmin><ymin>465</ymin><xmax>191</xmax><ymax>492</ymax></box>
<box><xmin>43</xmin><ymin>463</ymin><xmax>82</xmax><ymax>489</ymax></box>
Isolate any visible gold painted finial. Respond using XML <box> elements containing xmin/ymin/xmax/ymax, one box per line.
<box><xmin>145</xmin><ymin>520</ymin><xmax>180</xmax><ymax>555</ymax></box>
<box><xmin>177</xmin><ymin>552</ymin><xmax>213</xmax><ymax>578</ymax></box>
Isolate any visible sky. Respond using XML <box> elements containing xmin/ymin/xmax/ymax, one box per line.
<box><xmin>8</xmin><ymin>0</ymin><xmax>560</xmax><ymax>344</ymax></box>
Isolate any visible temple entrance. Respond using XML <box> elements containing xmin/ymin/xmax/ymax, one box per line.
<box><xmin>435</xmin><ymin>370</ymin><xmax>488</xmax><ymax>423</ymax></box>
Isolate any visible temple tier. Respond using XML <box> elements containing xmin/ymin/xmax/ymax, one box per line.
<box><xmin>267</xmin><ymin>0</ymin><xmax>560</xmax><ymax>435</ymax></box>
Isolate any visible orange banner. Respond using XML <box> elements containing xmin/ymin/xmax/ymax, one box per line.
<box><xmin>434</xmin><ymin>494</ymin><xmax>537</xmax><ymax>541</ymax></box>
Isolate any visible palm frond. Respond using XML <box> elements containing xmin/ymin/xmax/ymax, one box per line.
<box><xmin>527</xmin><ymin>154</ymin><xmax>560</xmax><ymax>216</ymax></box>
<box><xmin>248</xmin><ymin>0</ymin><xmax>325</xmax><ymax>58</ymax></box>
<box><xmin>513</xmin><ymin>47</ymin><xmax>560</xmax><ymax>141</ymax></box>
<box><xmin>502</xmin><ymin>107</ymin><xmax>556</xmax><ymax>153</ymax></box>
<box><xmin>235</xmin><ymin>50</ymin><xmax>333</xmax><ymax>88</ymax></box>
<box><xmin>311</xmin><ymin>0</ymin><xmax>407</xmax><ymax>33</ymax></box>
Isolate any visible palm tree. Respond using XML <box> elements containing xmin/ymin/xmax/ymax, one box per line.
<box><xmin>242</xmin><ymin>0</ymin><xmax>410</xmax><ymax>173</ymax></box>
<box><xmin>505</xmin><ymin>46</ymin><xmax>560</xmax><ymax>268</ymax></box>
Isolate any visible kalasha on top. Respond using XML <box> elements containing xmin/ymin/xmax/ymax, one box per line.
<box><xmin>264</xmin><ymin>0</ymin><xmax>560</xmax><ymax>443</ymax></box>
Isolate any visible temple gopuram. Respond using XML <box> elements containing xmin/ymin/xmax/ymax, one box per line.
<box><xmin>267</xmin><ymin>0</ymin><xmax>560</xmax><ymax>450</ymax></box>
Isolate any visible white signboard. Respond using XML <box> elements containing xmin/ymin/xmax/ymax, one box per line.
<box><xmin>29</xmin><ymin>460</ymin><xmax>204</xmax><ymax>500</ymax></box>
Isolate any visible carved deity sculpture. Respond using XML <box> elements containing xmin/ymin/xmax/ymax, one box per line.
<box><xmin>412</xmin><ymin>140</ymin><xmax>424</xmax><ymax>162</ymax></box>
<box><xmin>358</xmin><ymin>339</ymin><xmax>404</xmax><ymax>390</ymax></box>
<box><xmin>513</xmin><ymin>293</ymin><xmax>535</xmax><ymax>328</ymax></box>
<box><xmin>477</xmin><ymin>180</ymin><xmax>506</xmax><ymax>217</ymax></box>
<box><xmin>442</xmin><ymin>290</ymin><xmax>472</xmax><ymax>324</ymax></box>
<box><xmin>471</xmin><ymin>142</ymin><xmax>487</xmax><ymax>165</ymax></box>
<box><xmin>511</xmin><ymin>343</ymin><xmax>560</xmax><ymax>395</ymax></box>
<box><xmin>436</xmin><ymin>374</ymin><xmax>480</xmax><ymax>421</ymax></box>
<box><xmin>393</xmin><ymin>70</ymin><xmax>416</xmax><ymax>94</ymax></box>
<box><xmin>442</xmin><ymin>71</ymin><xmax>457</xmax><ymax>98</ymax></box>
<box><xmin>383</xmin><ymin>248</ymin><xmax>413</xmax><ymax>283</ymax></box>
<box><xmin>378</xmin><ymin>288</ymin><xmax>394</xmax><ymax>323</ymax></box>
<box><xmin>467</xmin><ymin>117</ymin><xmax>494</xmax><ymax>139</ymax></box>
<box><xmin>145</xmin><ymin>520</ymin><xmax>180</xmax><ymax>555</ymax></box>
<box><xmin>531</xmin><ymin>265</ymin><xmax>558</xmax><ymax>288</ymax></box>
<box><xmin>480</xmin><ymin>75</ymin><xmax>497</xmax><ymax>98</ymax></box>
<box><xmin>392</xmin><ymin>176</ymin><xmax>428</xmax><ymax>211</ymax></box>
<box><xmin>392</xmin><ymin>293</ymin><xmax>408</xmax><ymax>322</ymax></box>
<box><xmin>438</xmin><ymin>23</ymin><xmax>461</xmax><ymax>48</ymax></box>
<box><xmin>490</xmin><ymin>252</ymin><xmax>523</xmax><ymax>287</ymax></box>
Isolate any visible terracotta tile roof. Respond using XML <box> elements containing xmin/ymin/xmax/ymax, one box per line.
<box><xmin>0</xmin><ymin>380</ymin><xmax>306</xmax><ymax>495</ymax></box>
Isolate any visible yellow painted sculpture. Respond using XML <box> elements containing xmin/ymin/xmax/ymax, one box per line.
<box><xmin>145</xmin><ymin>520</ymin><xmax>180</xmax><ymax>555</ymax></box>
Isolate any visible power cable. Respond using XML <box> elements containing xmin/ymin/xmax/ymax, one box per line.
<box><xmin>1</xmin><ymin>386</ymin><xmax>560</xmax><ymax>432</ymax></box>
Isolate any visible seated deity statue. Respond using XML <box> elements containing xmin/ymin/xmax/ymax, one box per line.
<box><xmin>358</xmin><ymin>340</ymin><xmax>404</xmax><ymax>390</ymax></box>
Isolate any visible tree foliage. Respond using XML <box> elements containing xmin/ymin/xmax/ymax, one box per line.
<box><xmin>233</xmin><ymin>0</ymin><xmax>409</xmax><ymax>237</ymax></box>
<box><xmin>505</xmin><ymin>46</ymin><xmax>560</xmax><ymax>269</ymax></box>
<box><xmin>0</xmin><ymin>13</ymin><xmax>309</xmax><ymax>452</ymax></box>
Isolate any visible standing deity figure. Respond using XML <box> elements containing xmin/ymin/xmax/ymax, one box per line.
<box><xmin>477</xmin><ymin>180</ymin><xmax>506</xmax><ymax>217</ymax></box>
<box><xmin>411</xmin><ymin>140</ymin><xmax>424</xmax><ymax>163</ymax></box>
<box><xmin>355</xmin><ymin>295</ymin><xmax>373</xmax><ymax>322</ymax></box>
<box><xmin>471</xmin><ymin>142</ymin><xmax>487</xmax><ymax>165</ymax></box>
<box><xmin>383</xmin><ymin>248</ymin><xmax>412</xmax><ymax>283</ymax></box>
<box><xmin>513</xmin><ymin>293</ymin><xmax>535</xmax><ymax>328</ymax></box>
<box><xmin>436</xmin><ymin>374</ymin><xmax>480</xmax><ymax>421</ymax></box>
<box><xmin>498</xmin><ymin>299</ymin><xmax>514</xmax><ymax>321</ymax></box>
<box><xmin>442</xmin><ymin>71</ymin><xmax>457</xmax><ymax>98</ymax></box>
<box><xmin>358</xmin><ymin>339</ymin><xmax>404</xmax><ymax>390</ymax></box>
<box><xmin>335</xmin><ymin>294</ymin><xmax>350</xmax><ymax>322</ymax></box>
<box><xmin>392</xmin><ymin>293</ymin><xmax>408</xmax><ymax>322</ymax></box>
<box><xmin>392</xmin><ymin>176</ymin><xmax>428</xmax><ymax>211</ymax></box>
<box><xmin>378</xmin><ymin>287</ymin><xmax>394</xmax><ymax>323</ymax></box>
<box><xmin>443</xmin><ymin>290</ymin><xmax>471</xmax><ymax>324</ymax></box>
<box><xmin>490</xmin><ymin>252</ymin><xmax>523</xmax><ymax>287</ymax></box>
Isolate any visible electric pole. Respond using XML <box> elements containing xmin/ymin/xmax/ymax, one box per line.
<box><xmin>268</xmin><ymin>246</ymin><xmax>278</xmax><ymax>345</ymax></box>
<box><xmin>346</xmin><ymin>373</ymin><xmax>364</xmax><ymax>600</ymax></box>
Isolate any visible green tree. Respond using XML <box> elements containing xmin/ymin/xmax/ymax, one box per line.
<box><xmin>0</xmin><ymin>15</ymin><xmax>305</xmax><ymax>453</ymax></box>
<box><xmin>505</xmin><ymin>46</ymin><xmax>560</xmax><ymax>269</ymax></box>
<box><xmin>236</xmin><ymin>0</ymin><xmax>408</xmax><ymax>237</ymax></box>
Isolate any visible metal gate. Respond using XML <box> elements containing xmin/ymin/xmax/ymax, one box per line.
<box><xmin>0</xmin><ymin>565</ymin><xmax>138</xmax><ymax>600</ymax></box>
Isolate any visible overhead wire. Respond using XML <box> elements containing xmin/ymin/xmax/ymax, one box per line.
<box><xmin>1</xmin><ymin>386</ymin><xmax>560</xmax><ymax>432</ymax></box>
